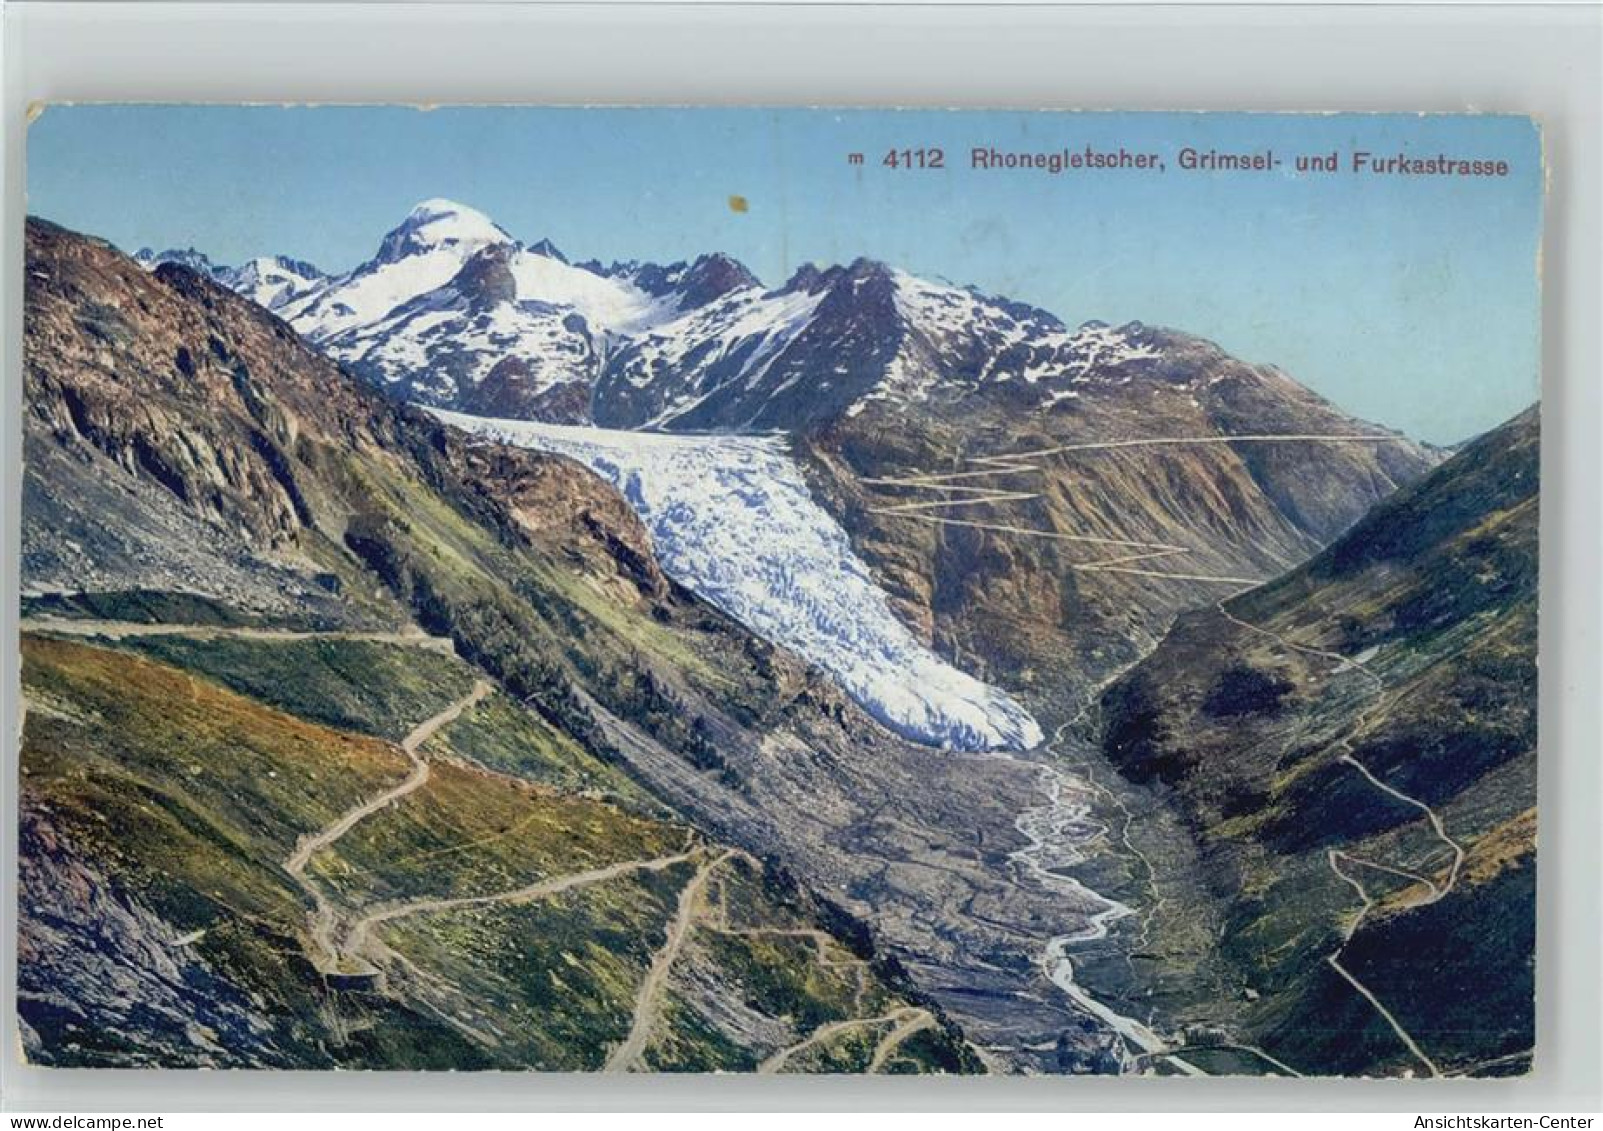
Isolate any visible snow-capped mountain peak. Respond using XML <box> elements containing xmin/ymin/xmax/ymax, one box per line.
<box><xmin>670</xmin><ymin>253</ymin><xmax>762</xmax><ymax>309</ymax></box>
<box><xmin>260</xmin><ymin>201</ymin><xmax>732</xmax><ymax>422</ymax></box>
<box><xmin>227</xmin><ymin>255</ymin><xmax>328</xmax><ymax>311</ymax></box>
<box><xmin>835</xmin><ymin>268</ymin><xmax>1168</xmax><ymax>417</ymax></box>
<box><xmin>780</xmin><ymin>256</ymin><xmax>895</xmax><ymax>297</ymax></box>
<box><xmin>132</xmin><ymin>247</ymin><xmax>327</xmax><ymax>312</ymax></box>
<box><xmin>373</xmin><ymin>198</ymin><xmax>513</xmax><ymax>264</ymax></box>
<box><xmin>525</xmin><ymin>237</ymin><xmax>567</xmax><ymax>262</ymax></box>
<box><xmin>587</xmin><ymin>253</ymin><xmax>762</xmax><ymax>314</ymax></box>
<box><xmin>278</xmin><ymin>200</ymin><xmax>520</xmax><ymax>345</ymax></box>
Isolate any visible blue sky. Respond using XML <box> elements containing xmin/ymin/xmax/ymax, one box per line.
<box><xmin>28</xmin><ymin>106</ymin><xmax>1541</xmax><ymax>444</ymax></box>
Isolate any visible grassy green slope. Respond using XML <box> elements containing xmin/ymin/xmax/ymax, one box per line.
<box><xmin>421</xmin><ymin>687</ymin><xmax>650</xmax><ymax>804</ymax></box>
<box><xmin>19</xmin><ymin>635</ymin><xmax>488</xmax><ymax>1068</ymax></box>
<box><xmin>111</xmin><ymin>634</ymin><xmax>478</xmax><ymax>742</ymax></box>
<box><xmin>306</xmin><ymin>759</ymin><xmax>682</xmax><ymax>906</ymax></box>
<box><xmin>19</xmin><ymin>633</ymin><xmax>974</xmax><ymax>1072</ymax></box>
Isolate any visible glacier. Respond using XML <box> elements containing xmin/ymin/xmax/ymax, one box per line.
<box><xmin>432</xmin><ymin>409</ymin><xmax>1044</xmax><ymax>753</ymax></box>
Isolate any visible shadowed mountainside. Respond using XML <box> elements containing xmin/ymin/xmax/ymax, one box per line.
<box><xmin>1091</xmin><ymin>406</ymin><xmax>1537</xmax><ymax>1077</ymax></box>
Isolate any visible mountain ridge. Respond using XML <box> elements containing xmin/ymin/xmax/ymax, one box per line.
<box><xmin>126</xmin><ymin>198</ymin><xmax>1435</xmax><ymax>454</ymax></box>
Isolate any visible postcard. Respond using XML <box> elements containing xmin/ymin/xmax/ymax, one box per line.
<box><xmin>18</xmin><ymin>107</ymin><xmax>1540</xmax><ymax>1077</ymax></box>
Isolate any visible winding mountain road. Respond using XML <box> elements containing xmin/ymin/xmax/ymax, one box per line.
<box><xmin>605</xmin><ymin>848</ymin><xmax>733</xmax><ymax>1073</ymax></box>
<box><xmin>1133</xmin><ymin>1042</ymin><xmax>1306</xmax><ymax>1078</ymax></box>
<box><xmin>342</xmin><ymin>850</ymin><xmax>699</xmax><ymax>960</ymax></box>
<box><xmin>1214</xmin><ymin>604</ymin><xmax>1384</xmax><ymax>691</ymax></box>
<box><xmin>1218</xmin><ymin>605</ymin><xmax>1465</xmax><ymax>1077</ymax></box>
<box><xmin>756</xmin><ymin>1005</ymin><xmax>937</xmax><ymax>1075</ymax></box>
<box><xmin>864</xmin><ymin>433</ymin><xmax>1409</xmax><ymax>585</ymax></box>
<box><xmin>1321</xmin><ymin>744</ymin><xmax>1465</xmax><ymax>1078</ymax></box>
<box><xmin>282</xmin><ymin>679</ymin><xmax>492</xmax><ymax>972</ymax></box>
<box><xmin>1325</xmin><ymin>849</ymin><xmax>1443</xmax><ymax>1077</ymax></box>
<box><xmin>20</xmin><ymin>615</ymin><xmax>458</xmax><ymax>654</ymax></box>
<box><xmin>867</xmin><ymin>1008</ymin><xmax>940</xmax><ymax>1073</ymax></box>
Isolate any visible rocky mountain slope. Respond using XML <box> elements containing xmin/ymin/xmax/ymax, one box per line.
<box><xmin>796</xmin><ymin>322</ymin><xmax>1439</xmax><ymax>705</ymax></box>
<box><xmin>22</xmin><ymin>216</ymin><xmax>1166</xmax><ymax>1072</ymax></box>
<box><xmin>1086</xmin><ymin>406</ymin><xmax>1538</xmax><ymax>1077</ymax></box>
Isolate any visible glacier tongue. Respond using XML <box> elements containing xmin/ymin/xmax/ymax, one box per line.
<box><xmin>432</xmin><ymin>409</ymin><xmax>1044</xmax><ymax>753</ymax></box>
